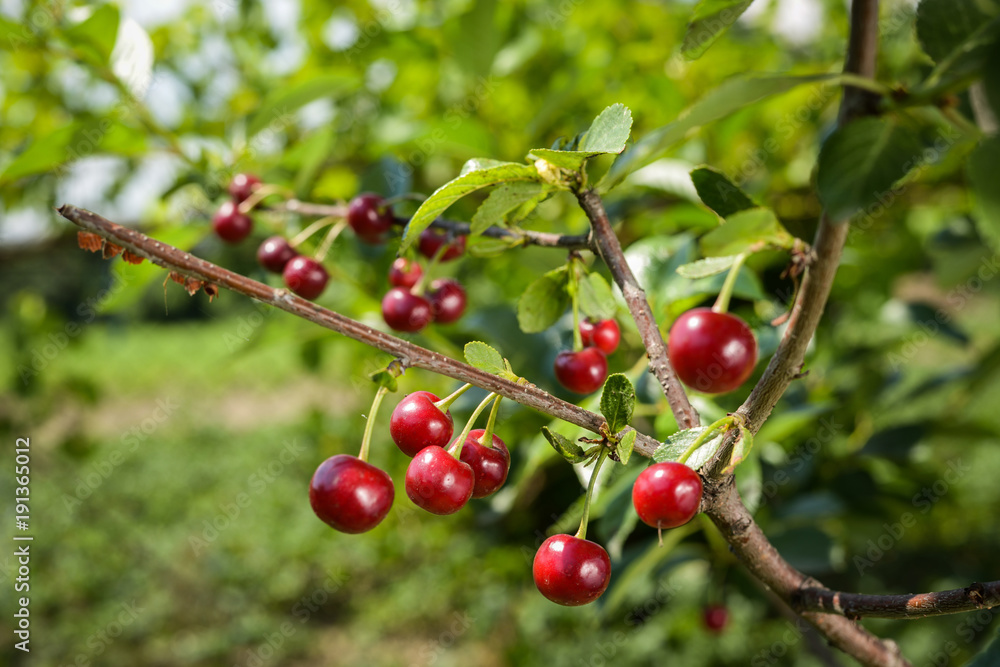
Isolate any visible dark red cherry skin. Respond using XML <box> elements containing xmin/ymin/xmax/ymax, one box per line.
<box><xmin>532</xmin><ymin>534</ymin><xmax>612</xmax><ymax>606</ymax></box>
<box><xmin>283</xmin><ymin>256</ymin><xmax>329</xmax><ymax>300</ymax></box>
<box><xmin>389</xmin><ymin>391</ymin><xmax>454</xmax><ymax>457</ymax></box>
<box><xmin>632</xmin><ymin>462</ymin><xmax>703</xmax><ymax>529</ymax></box>
<box><xmin>417</xmin><ymin>227</ymin><xmax>466</xmax><ymax>261</ymax></box>
<box><xmin>257</xmin><ymin>236</ymin><xmax>298</xmax><ymax>273</ymax></box>
<box><xmin>309</xmin><ymin>454</ymin><xmax>394</xmax><ymax>534</ymax></box>
<box><xmin>405</xmin><ymin>446</ymin><xmax>475</xmax><ymax>515</ymax></box>
<box><xmin>212</xmin><ymin>201</ymin><xmax>253</xmax><ymax>243</ymax></box>
<box><xmin>580</xmin><ymin>318</ymin><xmax>621</xmax><ymax>355</ymax></box>
<box><xmin>381</xmin><ymin>287</ymin><xmax>433</xmax><ymax>332</ymax></box>
<box><xmin>228</xmin><ymin>173</ymin><xmax>261</xmax><ymax>203</ymax></box>
<box><xmin>703</xmin><ymin>605</ymin><xmax>729</xmax><ymax>632</ymax></box>
<box><xmin>667</xmin><ymin>308</ymin><xmax>757</xmax><ymax>394</ymax></box>
<box><xmin>428</xmin><ymin>279</ymin><xmax>467</xmax><ymax>324</ymax></box>
<box><xmin>347</xmin><ymin>193</ymin><xmax>394</xmax><ymax>243</ymax></box>
<box><xmin>458</xmin><ymin>429</ymin><xmax>510</xmax><ymax>498</ymax></box>
<box><xmin>553</xmin><ymin>348</ymin><xmax>608</xmax><ymax>395</ymax></box>
<box><xmin>388</xmin><ymin>257</ymin><xmax>423</xmax><ymax>288</ymax></box>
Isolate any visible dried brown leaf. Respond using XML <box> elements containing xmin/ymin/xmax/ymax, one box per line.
<box><xmin>121</xmin><ymin>250</ymin><xmax>144</xmax><ymax>265</ymax></box>
<box><xmin>77</xmin><ymin>231</ymin><xmax>103</xmax><ymax>252</ymax></box>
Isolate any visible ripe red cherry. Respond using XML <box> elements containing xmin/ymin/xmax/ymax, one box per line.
<box><xmin>580</xmin><ymin>318</ymin><xmax>621</xmax><ymax>355</ymax></box>
<box><xmin>388</xmin><ymin>257</ymin><xmax>423</xmax><ymax>288</ymax></box>
<box><xmin>228</xmin><ymin>173</ymin><xmax>261</xmax><ymax>203</ymax></box>
<box><xmin>212</xmin><ymin>201</ymin><xmax>253</xmax><ymax>243</ymax></box>
<box><xmin>417</xmin><ymin>227</ymin><xmax>466</xmax><ymax>261</ymax></box>
<box><xmin>347</xmin><ymin>193</ymin><xmax>394</xmax><ymax>243</ymax></box>
<box><xmin>309</xmin><ymin>454</ymin><xmax>394</xmax><ymax>534</ymax></box>
<box><xmin>283</xmin><ymin>256</ymin><xmax>329</xmax><ymax>300</ymax></box>
<box><xmin>458</xmin><ymin>429</ymin><xmax>510</xmax><ymax>498</ymax></box>
<box><xmin>257</xmin><ymin>236</ymin><xmax>297</xmax><ymax>273</ymax></box>
<box><xmin>389</xmin><ymin>391</ymin><xmax>454</xmax><ymax>457</ymax></box>
<box><xmin>532</xmin><ymin>534</ymin><xmax>612</xmax><ymax>606</ymax></box>
<box><xmin>703</xmin><ymin>604</ymin><xmax>729</xmax><ymax>632</ymax></box>
<box><xmin>381</xmin><ymin>288</ymin><xmax>433</xmax><ymax>332</ymax></box>
<box><xmin>667</xmin><ymin>308</ymin><xmax>757</xmax><ymax>394</ymax></box>
<box><xmin>553</xmin><ymin>348</ymin><xmax>607</xmax><ymax>395</ymax></box>
<box><xmin>405</xmin><ymin>446</ymin><xmax>475</xmax><ymax>515</ymax></box>
<box><xmin>428</xmin><ymin>279</ymin><xmax>467</xmax><ymax>324</ymax></box>
<box><xmin>632</xmin><ymin>462</ymin><xmax>703</xmax><ymax>529</ymax></box>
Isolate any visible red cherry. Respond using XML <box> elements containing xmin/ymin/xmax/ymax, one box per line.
<box><xmin>381</xmin><ymin>287</ymin><xmax>433</xmax><ymax>332</ymax></box>
<box><xmin>580</xmin><ymin>318</ymin><xmax>621</xmax><ymax>355</ymax></box>
<box><xmin>428</xmin><ymin>279</ymin><xmax>467</xmax><ymax>324</ymax></box>
<box><xmin>212</xmin><ymin>201</ymin><xmax>253</xmax><ymax>243</ymax></box>
<box><xmin>632</xmin><ymin>462</ymin><xmax>703</xmax><ymax>529</ymax></box>
<box><xmin>703</xmin><ymin>604</ymin><xmax>729</xmax><ymax>632</ymax></box>
<box><xmin>458</xmin><ymin>429</ymin><xmax>510</xmax><ymax>498</ymax></box>
<box><xmin>389</xmin><ymin>391</ymin><xmax>454</xmax><ymax>457</ymax></box>
<box><xmin>257</xmin><ymin>236</ymin><xmax>297</xmax><ymax>273</ymax></box>
<box><xmin>283</xmin><ymin>256</ymin><xmax>329</xmax><ymax>300</ymax></box>
<box><xmin>417</xmin><ymin>227</ymin><xmax>466</xmax><ymax>261</ymax></box>
<box><xmin>309</xmin><ymin>454</ymin><xmax>394</xmax><ymax>533</ymax></box>
<box><xmin>532</xmin><ymin>534</ymin><xmax>612</xmax><ymax>606</ymax></box>
<box><xmin>388</xmin><ymin>257</ymin><xmax>423</xmax><ymax>288</ymax></box>
<box><xmin>405</xmin><ymin>446</ymin><xmax>475</xmax><ymax>515</ymax></box>
<box><xmin>228</xmin><ymin>173</ymin><xmax>261</xmax><ymax>203</ymax></box>
<box><xmin>347</xmin><ymin>193</ymin><xmax>394</xmax><ymax>243</ymax></box>
<box><xmin>667</xmin><ymin>308</ymin><xmax>757</xmax><ymax>394</ymax></box>
<box><xmin>553</xmin><ymin>348</ymin><xmax>608</xmax><ymax>395</ymax></box>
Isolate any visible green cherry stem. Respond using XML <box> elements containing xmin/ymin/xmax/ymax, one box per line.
<box><xmin>238</xmin><ymin>184</ymin><xmax>297</xmax><ymax>214</ymax></box>
<box><xmin>411</xmin><ymin>240</ymin><xmax>449</xmax><ymax>297</ymax></box>
<box><xmin>677</xmin><ymin>416</ymin><xmax>734</xmax><ymax>466</ymax></box>
<box><xmin>314</xmin><ymin>219</ymin><xmax>350</xmax><ymax>262</ymax></box>
<box><xmin>290</xmin><ymin>215</ymin><xmax>341</xmax><ymax>248</ymax></box>
<box><xmin>433</xmin><ymin>383</ymin><xmax>473</xmax><ymax>412</ymax></box>
<box><xmin>569</xmin><ymin>255</ymin><xmax>584</xmax><ymax>352</ymax></box>
<box><xmin>479</xmin><ymin>394</ymin><xmax>503</xmax><ymax>447</ymax></box>
<box><xmin>574</xmin><ymin>448</ymin><xmax>609</xmax><ymax>541</ymax></box>
<box><xmin>712</xmin><ymin>252</ymin><xmax>747</xmax><ymax>315</ymax></box>
<box><xmin>358</xmin><ymin>385</ymin><xmax>389</xmax><ymax>462</ymax></box>
<box><xmin>447</xmin><ymin>391</ymin><xmax>500</xmax><ymax>460</ymax></box>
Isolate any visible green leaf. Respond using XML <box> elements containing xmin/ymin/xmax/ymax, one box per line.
<box><xmin>248</xmin><ymin>73</ymin><xmax>359</xmax><ymax>137</ymax></box>
<box><xmin>600</xmin><ymin>373</ymin><xmax>636</xmax><ymax>434</ymax></box>
<box><xmin>968</xmin><ymin>135</ymin><xmax>1000</xmax><ymax>251</ymax></box>
<box><xmin>724</xmin><ymin>426</ymin><xmax>755</xmax><ymax>474</ymax></box>
<box><xmin>817</xmin><ymin>117</ymin><xmax>926</xmax><ymax>222</ymax></box>
<box><xmin>0</xmin><ymin>124</ymin><xmax>79</xmax><ymax>183</ymax></box>
<box><xmin>517</xmin><ymin>267</ymin><xmax>570</xmax><ymax>333</ymax></box>
<box><xmin>690</xmin><ymin>166</ymin><xmax>756</xmax><ymax>217</ymax></box>
<box><xmin>682</xmin><ymin>0</ymin><xmax>755</xmax><ymax>60</ymax></box>
<box><xmin>64</xmin><ymin>4</ymin><xmax>120</xmax><ymax>66</ymax></box>
<box><xmin>615</xmin><ymin>430</ymin><xmax>636</xmax><ymax>466</ymax></box>
<box><xmin>600</xmin><ymin>74</ymin><xmax>836</xmax><ymax>191</ymax></box>
<box><xmin>527</xmin><ymin>104</ymin><xmax>633</xmax><ymax>172</ymax></box>
<box><xmin>578</xmin><ymin>273</ymin><xmax>617</xmax><ymax>320</ymax></box>
<box><xmin>968</xmin><ymin>628</ymin><xmax>1000</xmax><ymax>667</ymax></box>
<box><xmin>401</xmin><ymin>161</ymin><xmax>542</xmax><ymax>253</ymax></box>
<box><xmin>464</xmin><ymin>341</ymin><xmax>506</xmax><ymax>375</ymax></box>
<box><xmin>541</xmin><ymin>427</ymin><xmax>589</xmax><ymax>464</ymax></box>
<box><xmin>700</xmin><ymin>208</ymin><xmax>793</xmax><ymax>257</ymax></box>
<box><xmin>676</xmin><ymin>254</ymin><xmax>740</xmax><ymax>279</ymax></box>
<box><xmin>470</xmin><ymin>181</ymin><xmax>546</xmax><ymax>235</ymax></box>
<box><xmin>653</xmin><ymin>426</ymin><xmax>725</xmax><ymax>471</ymax></box>
<box><xmin>916</xmin><ymin>0</ymin><xmax>997</xmax><ymax>63</ymax></box>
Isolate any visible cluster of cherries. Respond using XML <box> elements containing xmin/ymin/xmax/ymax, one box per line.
<box><xmin>553</xmin><ymin>317</ymin><xmax>621</xmax><ymax>394</ymax></box>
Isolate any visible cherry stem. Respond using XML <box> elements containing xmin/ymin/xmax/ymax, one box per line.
<box><xmin>238</xmin><ymin>184</ymin><xmax>296</xmax><ymax>214</ymax></box>
<box><xmin>712</xmin><ymin>252</ymin><xmax>747</xmax><ymax>315</ymax></box>
<box><xmin>433</xmin><ymin>383</ymin><xmax>473</xmax><ymax>412</ymax></box>
<box><xmin>358</xmin><ymin>385</ymin><xmax>389</xmax><ymax>462</ymax></box>
<box><xmin>290</xmin><ymin>215</ymin><xmax>341</xmax><ymax>248</ymax></box>
<box><xmin>479</xmin><ymin>394</ymin><xmax>503</xmax><ymax>448</ymax></box>
<box><xmin>570</xmin><ymin>256</ymin><xmax>584</xmax><ymax>352</ymax></box>
<box><xmin>574</xmin><ymin>448</ymin><xmax>608</xmax><ymax>541</ymax></box>
<box><xmin>314</xmin><ymin>219</ymin><xmax>349</xmax><ymax>262</ymax></box>
<box><xmin>677</xmin><ymin>416</ymin><xmax>734</xmax><ymax>465</ymax></box>
<box><xmin>447</xmin><ymin>391</ymin><xmax>499</xmax><ymax>460</ymax></box>
<box><xmin>411</xmin><ymin>240</ymin><xmax>448</xmax><ymax>296</ymax></box>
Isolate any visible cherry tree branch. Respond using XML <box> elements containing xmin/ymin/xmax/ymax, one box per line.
<box><xmin>574</xmin><ymin>188</ymin><xmax>701</xmax><ymax>431</ymax></box>
<box><xmin>794</xmin><ymin>582</ymin><xmax>1000</xmax><ymax>620</ymax></box>
<box><xmin>57</xmin><ymin>204</ymin><xmax>657</xmax><ymax>457</ymax></box>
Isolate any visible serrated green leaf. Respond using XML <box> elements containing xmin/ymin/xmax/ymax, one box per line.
<box><xmin>464</xmin><ymin>341</ymin><xmax>506</xmax><ymax>375</ymax></box>
<box><xmin>916</xmin><ymin>0</ymin><xmax>997</xmax><ymax>63</ymax></box>
<box><xmin>700</xmin><ymin>208</ymin><xmax>793</xmax><ymax>257</ymax></box>
<box><xmin>683</xmin><ymin>0</ymin><xmax>755</xmax><ymax>60</ymax></box>
<box><xmin>580</xmin><ymin>103</ymin><xmax>633</xmax><ymax>153</ymax></box>
<box><xmin>578</xmin><ymin>273</ymin><xmax>617</xmax><ymax>320</ymax></box>
<box><xmin>600</xmin><ymin>74</ymin><xmax>837</xmax><ymax>192</ymax></box>
<box><xmin>517</xmin><ymin>267</ymin><xmax>570</xmax><ymax>333</ymax></box>
<box><xmin>467</xmin><ymin>235</ymin><xmax>521</xmax><ymax>257</ymax></box>
<box><xmin>541</xmin><ymin>427</ymin><xmax>589</xmax><ymax>463</ymax></box>
<box><xmin>528</xmin><ymin>148</ymin><xmax>597</xmax><ymax>171</ymax></box>
<box><xmin>64</xmin><ymin>4</ymin><xmax>120</xmax><ymax>66</ymax></box>
<box><xmin>817</xmin><ymin>117</ymin><xmax>926</xmax><ymax>222</ymax></box>
<box><xmin>653</xmin><ymin>427</ymin><xmax>725</xmax><ymax>471</ymax></box>
<box><xmin>690</xmin><ymin>167</ymin><xmax>756</xmax><ymax>217</ymax></box>
<box><xmin>0</xmin><ymin>124</ymin><xmax>79</xmax><ymax>183</ymax></box>
<box><xmin>470</xmin><ymin>182</ymin><xmax>546</xmax><ymax>235</ymax></box>
<box><xmin>968</xmin><ymin>135</ymin><xmax>1000</xmax><ymax>250</ymax></box>
<box><xmin>401</xmin><ymin>162</ymin><xmax>542</xmax><ymax>253</ymax></box>
<box><xmin>616</xmin><ymin>430</ymin><xmax>636</xmax><ymax>465</ymax></box>
<box><xmin>248</xmin><ymin>73</ymin><xmax>359</xmax><ymax>137</ymax></box>
<box><xmin>676</xmin><ymin>255</ymin><xmax>740</xmax><ymax>279</ymax></box>
<box><xmin>600</xmin><ymin>373</ymin><xmax>635</xmax><ymax>434</ymax></box>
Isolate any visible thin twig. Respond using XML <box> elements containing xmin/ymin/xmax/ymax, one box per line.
<box><xmin>795</xmin><ymin>582</ymin><xmax>1000</xmax><ymax>620</ymax></box>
